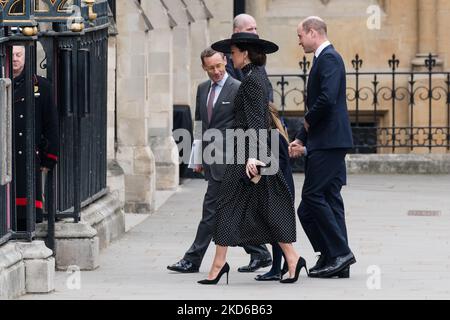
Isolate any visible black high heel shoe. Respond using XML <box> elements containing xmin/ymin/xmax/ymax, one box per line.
<box><xmin>280</xmin><ymin>257</ymin><xmax>308</xmax><ymax>284</ymax></box>
<box><xmin>198</xmin><ymin>263</ymin><xmax>230</xmax><ymax>285</ymax></box>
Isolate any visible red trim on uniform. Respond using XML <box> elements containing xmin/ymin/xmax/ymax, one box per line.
<box><xmin>46</xmin><ymin>153</ymin><xmax>58</xmax><ymax>161</ymax></box>
<box><xmin>16</xmin><ymin>198</ymin><xmax>27</xmax><ymax>206</ymax></box>
<box><xmin>16</xmin><ymin>198</ymin><xmax>43</xmax><ymax>209</ymax></box>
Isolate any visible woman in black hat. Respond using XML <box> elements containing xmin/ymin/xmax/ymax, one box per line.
<box><xmin>198</xmin><ymin>33</ymin><xmax>307</xmax><ymax>285</ymax></box>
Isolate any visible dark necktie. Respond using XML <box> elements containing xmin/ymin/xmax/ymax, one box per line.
<box><xmin>207</xmin><ymin>82</ymin><xmax>218</xmax><ymax>124</ymax></box>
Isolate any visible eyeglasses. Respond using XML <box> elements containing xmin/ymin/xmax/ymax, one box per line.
<box><xmin>204</xmin><ymin>63</ymin><xmax>225</xmax><ymax>72</ymax></box>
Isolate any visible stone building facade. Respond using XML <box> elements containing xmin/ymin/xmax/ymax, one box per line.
<box><xmin>2</xmin><ymin>0</ymin><xmax>449</xmax><ymax>300</ymax></box>
<box><xmin>110</xmin><ymin>0</ymin><xmax>449</xmax><ymax>213</ymax></box>
<box><xmin>109</xmin><ymin>0</ymin><xmax>234</xmax><ymax>214</ymax></box>
<box><xmin>244</xmin><ymin>0</ymin><xmax>450</xmax><ymax>154</ymax></box>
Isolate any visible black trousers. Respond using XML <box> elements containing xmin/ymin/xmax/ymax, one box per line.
<box><xmin>298</xmin><ymin>149</ymin><xmax>350</xmax><ymax>259</ymax></box>
<box><xmin>184</xmin><ymin>178</ymin><xmax>271</xmax><ymax>267</ymax></box>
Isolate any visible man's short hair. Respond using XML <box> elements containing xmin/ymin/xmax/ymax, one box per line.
<box><xmin>233</xmin><ymin>14</ymin><xmax>254</xmax><ymax>30</ymax></box>
<box><xmin>301</xmin><ymin>16</ymin><xmax>327</xmax><ymax>36</ymax></box>
<box><xmin>200</xmin><ymin>47</ymin><xmax>224</xmax><ymax>65</ymax></box>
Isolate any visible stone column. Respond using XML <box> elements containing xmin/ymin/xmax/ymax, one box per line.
<box><xmin>115</xmin><ymin>1</ymin><xmax>156</xmax><ymax>212</ymax></box>
<box><xmin>107</xmin><ymin>36</ymin><xmax>117</xmax><ymax>164</ymax></box>
<box><xmin>412</xmin><ymin>0</ymin><xmax>443</xmax><ymax>71</ymax></box>
<box><xmin>187</xmin><ymin>0</ymin><xmax>211</xmax><ymax>115</ymax></box>
<box><xmin>106</xmin><ymin>35</ymin><xmax>125</xmax><ymax>206</ymax></box>
<box><xmin>245</xmin><ymin>0</ymin><xmax>269</xmax><ymax>20</ymax></box>
<box><xmin>437</xmin><ymin>0</ymin><xmax>450</xmax><ymax>70</ymax></box>
<box><xmin>0</xmin><ymin>243</ymin><xmax>25</xmax><ymax>299</ymax></box>
<box><xmin>167</xmin><ymin>0</ymin><xmax>192</xmax><ymax>106</ymax></box>
<box><xmin>144</xmin><ymin>0</ymin><xmax>179</xmax><ymax>190</ymax></box>
<box><xmin>207</xmin><ymin>0</ymin><xmax>233</xmax><ymax>41</ymax></box>
<box><xmin>15</xmin><ymin>241</ymin><xmax>55</xmax><ymax>293</ymax></box>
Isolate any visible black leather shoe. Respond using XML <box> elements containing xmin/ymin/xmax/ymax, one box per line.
<box><xmin>310</xmin><ymin>253</ymin><xmax>356</xmax><ymax>278</ymax></box>
<box><xmin>255</xmin><ymin>273</ymin><xmax>281</xmax><ymax>281</ymax></box>
<box><xmin>323</xmin><ymin>267</ymin><xmax>350</xmax><ymax>279</ymax></box>
<box><xmin>167</xmin><ymin>259</ymin><xmax>199</xmax><ymax>273</ymax></box>
<box><xmin>309</xmin><ymin>254</ymin><xmax>328</xmax><ymax>273</ymax></box>
<box><xmin>238</xmin><ymin>258</ymin><xmax>272</xmax><ymax>273</ymax></box>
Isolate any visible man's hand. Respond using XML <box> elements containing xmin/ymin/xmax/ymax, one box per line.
<box><xmin>193</xmin><ymin>165</ymin><xmax>203</xmax><ymax>173</ymax></box>
<box><xmin>288</xmin><ymin>139</ymin><xmax>306</xmax><ymax>159</ymax></box>
<box><xmin>304</xmin><ymin>119</ymin><xmax>310</xmax><ymax>132</ymax></box>
<box><xmin>41</xmin><ymin>167</ymin><xmax>49</xmax><ymax>174</ymax></box>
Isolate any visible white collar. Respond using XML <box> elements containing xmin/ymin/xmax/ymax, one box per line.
<box><xmin>211</xmin><ymin>73</ymin><xmax>228</xmax><ymax>88</ymax></box>
<box><xmin>315</xmin><ymin>40</ymin><xmax>331</xmax><ymax>58</ymax></box>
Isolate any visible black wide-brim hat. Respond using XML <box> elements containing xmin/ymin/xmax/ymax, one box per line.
<box><xmin>211</xmin><ymin>32</ymin><xmax>279</xmax><ymax>54</ymax></box>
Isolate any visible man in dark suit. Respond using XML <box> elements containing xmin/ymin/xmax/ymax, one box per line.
<box><xmin>167</xmin><ymin>48</ymin><xmax>272</xmax><ymax>273</ymax></box>
<box><xmin>289</xmin><ymin>17</ymin><xmax>356</xmax><ymax>278</ymax></box>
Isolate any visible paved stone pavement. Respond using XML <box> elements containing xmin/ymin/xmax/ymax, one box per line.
<box><xmin>21</xmin><ymin>174</ymin><xmax>450</xmax><ymax>300</ymax></box>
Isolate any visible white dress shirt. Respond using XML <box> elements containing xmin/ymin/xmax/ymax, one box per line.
<box><xmin>314</xmin><ymin>40</ymin><xmax>331</xmax><ymax>59</ymax></box>
<box><xmin>207</xmin><ymin>73</ymin><xmax>229</xmax><ymax>107</ymax></box>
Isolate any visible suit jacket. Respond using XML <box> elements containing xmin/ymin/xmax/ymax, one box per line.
<box><xmin>296</xmin><ymin>45</ymin><xmax>353</xmax><ymax>151</ymax></box>
<box><xmin>195</xmin><ymin>75</ymin><xmax>241</xmax><ymax>182</ymax></box>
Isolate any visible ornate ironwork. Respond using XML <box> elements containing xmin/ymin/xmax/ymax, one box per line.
<box><xmin>268</xmin><ymin>53</ymin><xmax>450</xmax><ymax>153</ymax></box>
<box><xmin>0</xmin><ymin>0</ymin><xmax>36</xmax><ymax>27</ymax></box>
<box><xmin>351</xmin><ymin>54</ymin><xmax>363</xmax><ymax>71</ymax></box>
<box><xmin>1</xmin><ymin>0</ymin><xmax>109</xmax><ymax>32</ymax></box>
<box><xmin>33</xmin><ymin>0</ymin><xmax>79</xmax><ymax>21</ymax></box>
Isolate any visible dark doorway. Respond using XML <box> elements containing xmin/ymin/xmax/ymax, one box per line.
<box><xmin>234</xmin><ymin>0</ymin><xmax>246</xmax><ymax>17</ymax></box>
<box><xmin>350</xmin><ymin>123</ymin><xmax>377</xmax><ymax>154</ymax></box>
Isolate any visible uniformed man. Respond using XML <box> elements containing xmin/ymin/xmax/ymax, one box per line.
<box><xmin>12</xmin><ymin>45</ymin><xmax>59</xmax><ymax>231</ymax></box>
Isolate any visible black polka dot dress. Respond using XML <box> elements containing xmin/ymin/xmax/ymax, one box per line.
<box><xmin>213</xmin><ymin>63</ymin><xmax>296</xmax><ymax>247</ymax></box>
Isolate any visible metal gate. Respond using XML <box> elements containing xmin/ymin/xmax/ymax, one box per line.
<box><xmin>52</xmin><ymin>29</ymin><xmax>109</xmax><ymax>220</ymax></box>
<box><xmin>1</xmin><ymin>0</ymin><xmax>110</xmax><ymax>249</ymax></box>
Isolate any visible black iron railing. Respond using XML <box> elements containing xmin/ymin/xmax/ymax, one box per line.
<box><xmin>269</xmin><ymin>53</ymin><xmax>450</xmax><ymax>153</ymax></box>
<box><xmin>50</xmin><ymin>30</ymin><xmax>108</xmax><ymax>222</ymax></box>
<box><xmin>0</xmin><ymin>1</ymin><xmax>110</xmax><ymax>249</ymax></box>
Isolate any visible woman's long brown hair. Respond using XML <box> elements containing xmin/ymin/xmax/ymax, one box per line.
<box><xmin>268</xmin><ymin>102</ymin><xmax>289</xmax><ymax>143</ymax></box>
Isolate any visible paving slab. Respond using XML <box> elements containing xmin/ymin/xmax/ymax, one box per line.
<box><xmin>20</xmin><ymin>174</ymin><xmax>450</xmax><ymax>300</ymax></box>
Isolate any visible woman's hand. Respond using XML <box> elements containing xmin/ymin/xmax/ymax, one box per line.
<box><xmin>246</xmin><ymin>158</ymin><xmax>266</xmax><ymax>179</ymax></box>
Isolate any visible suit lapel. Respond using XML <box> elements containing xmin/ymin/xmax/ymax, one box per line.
<box><xmin>310</xmin><ymin>44</ymin><xmax>334</xmax><ymax>74</ymax></box>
